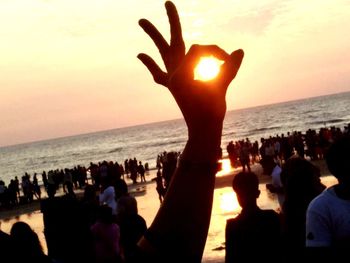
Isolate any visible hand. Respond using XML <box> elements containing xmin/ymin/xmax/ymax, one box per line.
<box><xmin>138</xmin><ymin>1</ymin><xmax>244</xmax><ymax>137</ymax></box>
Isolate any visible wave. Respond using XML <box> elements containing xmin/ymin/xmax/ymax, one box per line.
<box><xmin>108</xmin><ymin>147</ymin><xmax>123</xmax><ymax>153</ymax></box>
<box><xmin>222</xmin><ymin>131</ymin><xmax>236</xmax><ymax>137</ymax></box>
<box><xmin>303</xmin><ymin>109</ymin><xmax>319</xmax><ymax>114</ymax></box>
<box><xmin>307</xmin><ymin>118</ymin><xmax>345</xmax><ymax>125</ymax></box>
<box><xmin>250</xmin><ymin>126</ymin><xmax>282</xmax><ymax>132</ymax></box>
<box><xmin>147</xmin><ymin>139</ymin><xmax>186</xmax><ymax>148</ymax></box>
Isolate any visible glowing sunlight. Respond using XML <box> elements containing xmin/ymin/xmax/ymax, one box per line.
<box><xmin>194</xmin><ymin>56</ymin><xmax>222</xmax><ymax>81</ymax></box>
<box><xmin>220</xmin><ymin>191</ymin><xmax>241</xmax><ymax>213</ymax></box>
<box><xmin>216</xmin><ymin>158</ymin><xmax>233</xmax><ymax>177</ymax></box>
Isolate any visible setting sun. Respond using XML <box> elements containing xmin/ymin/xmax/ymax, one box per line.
<box><xmin>194</xmin><ymin>56</ymin><xmax>222</xmax><ymax>81</ymax></box>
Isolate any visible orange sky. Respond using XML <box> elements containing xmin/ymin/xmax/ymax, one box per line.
<box><xmin>1</xmin><ymin>0</ymin><xmax>349</xmax><ymax>147</ymax></box>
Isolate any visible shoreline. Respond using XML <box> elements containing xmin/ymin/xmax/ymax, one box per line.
<box><xmin>0</xmin><ymin>173</ymin><xmax>153</xmax><ymax>221</ymax></box>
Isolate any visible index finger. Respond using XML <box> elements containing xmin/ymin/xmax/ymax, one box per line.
<box><xmin>165</xmin><ymin>1</ymin><xmax>185</xmax><ymax>52</ymax></box>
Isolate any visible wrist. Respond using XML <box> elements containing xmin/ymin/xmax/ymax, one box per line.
<box><xmin>177</xmin><ymin>157</ymin><xmax>221</xmax><ymax>174</ymax></box>
<box><xmin>182</xmin><ymin>137</ymin><xmax>222</xmax><ymax>163</ymax></box>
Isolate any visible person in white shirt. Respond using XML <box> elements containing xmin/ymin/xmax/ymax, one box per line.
<box><xmin>99</xmin><ymin>176</ymin><xmax>117</xmax><ymax>216</ymax></box>
<box><xmin>306</xmin><ymin>136</ymin><xmax>350</xmax><ymax>260</ymax></box>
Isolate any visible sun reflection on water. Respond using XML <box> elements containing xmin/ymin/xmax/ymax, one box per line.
<box><xmin>216</xmin><ymin>159</ymin><xmax>233</xmax><ymax>177</ymax></box>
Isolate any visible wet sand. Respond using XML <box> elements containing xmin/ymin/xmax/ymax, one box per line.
<box><xmin>0</xmin><ymin>158</ymin><xmax>337</xmax><ymax>263</ymax></box>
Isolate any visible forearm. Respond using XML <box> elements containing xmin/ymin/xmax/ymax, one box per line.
<box><xmin>139</xmin><ymin>127</ymin><xmax>222</xmax><ymax>262</ymax></box>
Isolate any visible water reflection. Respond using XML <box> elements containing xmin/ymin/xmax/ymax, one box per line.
<box><xmin>217</xmin><ymin>159</ymin><xmax>233</xmax><ymax>177</ymax></box>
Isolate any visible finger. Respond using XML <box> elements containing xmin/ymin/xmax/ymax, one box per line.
<box><xmin>180</xmin><ymin>44</ymin><xmax>230</xmax><ymax>78</ymax></box>
<box><xmin>139</xmin><ymin>19</ymin><xmax>170</xmax><ymax>59</ymax></box>
<box><xmin>165</xmin><ymin>1</ymin><xmax>185</xmax><ymax>53</ymax></box>
<box><xmin>137</xmin><ymin>53</ymin><xmax>168</xmax><ymax>86</ymax></box>
<box><xmin>219</xmin><ymin>49</ymin><xmax>244</xmax><ymax>89</ymax></box>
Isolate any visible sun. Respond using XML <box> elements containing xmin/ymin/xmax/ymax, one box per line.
<box><xmin>194</xmin><ymin>56</ymin><xmax>222</xmax><ymax>81</ymax></box>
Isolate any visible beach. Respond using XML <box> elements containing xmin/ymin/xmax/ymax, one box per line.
<box><xmin>0</xmin><ymin>158</ymin><xmax>337</xmax><ymax>263</ymax></box>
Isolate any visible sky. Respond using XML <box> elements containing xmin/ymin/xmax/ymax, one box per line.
<box><xmin>1</xmin><ymin>0</ymin><xmax>349</xmax><ymax>147</ymax></box>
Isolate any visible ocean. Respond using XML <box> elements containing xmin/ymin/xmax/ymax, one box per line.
<box><xmin>1</xmin><ymin>91</ymin><xmax>349</xmax><ymax>185</ymax></box>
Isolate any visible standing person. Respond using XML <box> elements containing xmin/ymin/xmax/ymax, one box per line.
<box><xmin>305</xmin><ymin>136</ymin><xmax>350</xmax><ymax>260</ymax></box>
<box><xmin>239</xmin><ymin>141</ymin><xmax>251</xmax><ymax>172</ymax></box>
<box><xmin>14</xmin><ymin>176</ymin><xmax>20</xmax><ymax>198</ymax></box>
<box><xmin>0</xmin><ymin>223</ymin><xmax>14</xmax><ymax>263</ymax></box>
<box><xmin>136</xmin><ymin>1</ymin><xmax>244</xmax><ymax>262</ymax></box>
<box><xmin>280</xmin><ymin>157</ymin><xmax>326</xmax><ymax>262</ymax></box>
<box><xmin>155</xmin><ymin>168</ymin><xmax>165</xmax><ymax>204</ymax></box>
<box><xmin>99</xmin><ymin>176</ymin><xmax>118</xmax><ymax>216</ymax></box>
<box><xmin>226</xmin><ymin>141</ymin><xmax>236</xmax><ymax>168</ymax></box>
<box><xmin>117</xmin><ymin>193</ymin><xmax>147</xmax><ymax>263</ymax></box>
<box><xmin>33</xmin><ymin>173</ymin><xmax>42</xmax><ymax>200</ymax></box>
<box><xmin>225</xmin><ymin>172</ymin><xmax>281</xmax><ymax>263</ymax></box>
<box><xmin>137</xmin><ymin>161</ymin><xmax>146</xmax><ymax>183</ymax></box>
<box><xmin>91</xmin><ymin>205</ymin><xmax>121</xmax><ymax>263</ymax></box>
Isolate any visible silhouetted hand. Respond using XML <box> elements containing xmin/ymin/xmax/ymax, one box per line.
<box><xmin>138</xmin><ymin>1</ymin><xmax>244</xmax><ymax>139</ymax></box>
<box><xmin>136</xmin><ymin>2</ymin><xmax>244</xmax><ymax>261</ymax></box>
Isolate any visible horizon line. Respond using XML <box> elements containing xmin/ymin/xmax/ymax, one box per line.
<box><xmin>1</xmin><ymin>90</ymin><xmax>349</xmax><ymax>149</ymax></box>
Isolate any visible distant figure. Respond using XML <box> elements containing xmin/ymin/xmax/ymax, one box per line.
<box><xmin>306</xmin><ymin>136</ymin><xmax>350</xmax><ymax>260</ymax></box>
<box><xmin>33</xmin><ymin>173</ymin><xmax>42</xmax><ymax>200</ymax></box>
<box><xmin>10</xmin><ymin>221</ymin><xmax>51</xmax><ymax>263</ymax></box>
<box><xmin>99</xmin><ymin>176</ymin><xmax>118</xmax><ymax>216</ymax></box>
<box><xmin>266</xmin><ymin>158</ymin><xmax>284</xmax><ymax>207</ymax></box>
<box><xmin>155</xmin><ymin>168</ymin><xmax>166</xmax><ymax>204</ymax></box>
<box><xmin>225</xmin><ymin>172</ymin><xmax>281</xmax><ymax>263</ymax></box>
<box><xmin>63</xmin><ymin>168</ymin><xmax>75</xmax><ymax>198</ymax></box>
<box><xmin>144</xmin><ymin>162</ymin><xmax>149</xmax><ymax>171</ymax></box>
<box><xmin>138</xmin><ymin>161</ymin><xmax>146</xmax><ymax>183</ymax></box>
<box><xmin>239</xmin><ymin>141</ymin><xmax>251</xmax><ymax>172</ymax></box>
<box><xmin>14</xmin><ymin>176</ymin><xmax>20</xmax><ymax>197</ymax></box>
<box><xmin>227</xmin><ymin>141</ymin><xmax>236</xmax><ymax>168</ymax></box>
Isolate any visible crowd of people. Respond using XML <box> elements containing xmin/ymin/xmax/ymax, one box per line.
<box><xmin>0</xmin><ymin>157</ymin><xmax>151</xmax><ymax>210</ymax></box>
<box><xmin>1</xmin><ymin>160</ymin><xmax>148</xmax><ymax>263</ymax></box>
<box><xmin>226</xmin><ymin>123</ymin><xmax>350</xmax><ymax>175</ymax></box>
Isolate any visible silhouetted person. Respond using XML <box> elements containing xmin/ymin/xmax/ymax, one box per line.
<box><xmin>0</xmin><ymin>226</ymin><xmax>14</xmax><ymax>263</ymax></box>
<box><xmin>280</xmin><ymin>157</ymin><xmax>326</xmax><ymax>262</ymax></box>
<box><xmin>91</xmin><ymin>205</ymin><xmax>121</xmax><ymax>263</ymax></box>
<box><xmin>155</xmin><ymin>168</ymin><xmax>165</xmax><ymax>204</ymax></box>
<box><xmin>225</xmin><ymin>172</ymin><xmax>281</xmax><ymax>263</ymax></box>
<box><xmin>10</xmin><ymin>221</ymin><xmax>51</xmax><ymax>263</ymax></box>
<box><xmin>117</xmin><ymin>193</ymin><xmax>146</xmax><ymax>263</ymax></box>
<box><xmin>80</xmin><ymin>184</ymin><xmax>100</xmax><ymax>227</ymax></box>
<box><xmin>99</xmin><ymin>176</ymin><xmax>117</xmax><ymax>216</ymax></box>
<box><xmin>41</xmin><ymin>189</ymin><xmax>87</xmax><ymax>263</ymax></box>
<box><xmin>138</xmin><ymin>161</ymin><xmax>146</xmax><ymax>183</ymax></box>
<box><xmin>306</xmin><ymin>136</ymin><xmax>350</xmax><ymax>261</ymax></box>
